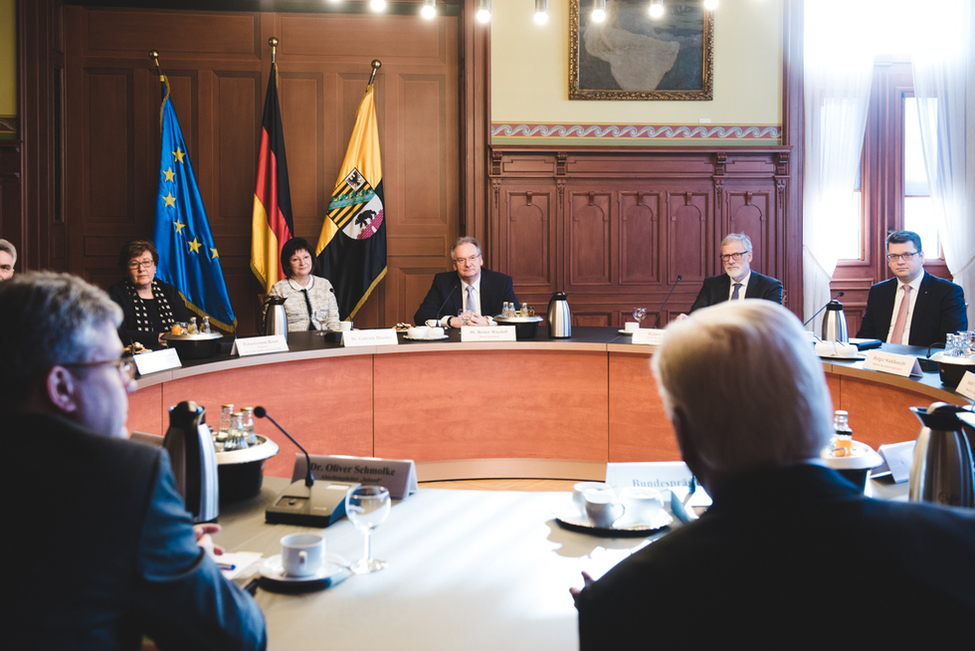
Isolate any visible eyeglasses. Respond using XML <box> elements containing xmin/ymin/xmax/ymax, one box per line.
<box><xmin>886</xmin><ymin>252</ymin><xmax>919</xmax><ymax>262</ymax></box>
<box><xmin>452</xmin><ymin>254</ymin><xmax>481</xmax><ymax>265</ymax></box>
<box><xmin>63</xmin><ymin>358</ymin><xmax>136</xmax><ymax>382</ymax></box>
<box><xmin>128</xmin><ymin>259</ymin><xmax>155</xmax><ymax>270</ymax></box>
<box><xmin>720</xmin><ymin>251</ymin><xmax>750</xmax><ymax>262</ymax></box>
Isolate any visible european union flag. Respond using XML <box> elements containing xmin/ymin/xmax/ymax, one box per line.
<box><xmin>154</xmin><ymin>77</ymin><xmax>236</xmax><ymax>330</ymax></box>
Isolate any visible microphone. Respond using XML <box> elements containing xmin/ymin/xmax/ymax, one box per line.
<box><xmin>653</xmin><ymin>275</ymin><xmax>683</xmax><ymax>329</ymax></box>
<box><xmin>254</xmin><ymin>406</ymin><xmax>313</xmax><ymax>487</ymax></box>
<box><xmin>255</xmin><ymin>406</ymin><xmax>358</xmax><ymax>527</ymax></box>
<box><xmin>436</xmin><ymin>283</ymin><xmax>459</xmax><ymax>319</ymax></box>
<box><xmin>802</xmin><ymin>291</ymin><xmax>845</xmax><ymax>329</ymax></box>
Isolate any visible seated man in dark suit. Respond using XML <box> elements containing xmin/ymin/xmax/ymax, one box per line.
<box><xmin>414</xmin><ymin>236</ymin><xmax>519</xmax><ymax>328</ymax></box>
<box><xmin>688</xmin><ymin>232</ymin><xmax>783</xmax><ymax>312</ymax></box>
<box><xmin>2</xmin><ymin>273</ymin><xmax>266</xmax><ymax>651</ymax></box>
<box><xmin>572</xmin><ymin>300</ymin><xmax>975</xmax><ymax>647</ymax></box>
<box><xmin>857</xmin><ymin>230</ymin><xmax>967</xmax><ymax>346</ymax></box>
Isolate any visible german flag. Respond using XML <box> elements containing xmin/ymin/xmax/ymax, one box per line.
<box><xmin>251</xmin><ymin>62</ymin><xmax>294</xmax><ymax>294</ymax></box>
<box><xmin>316</xmin><ymin>83</ymin><xmax>386</xmax><ymax>320</ymax></box>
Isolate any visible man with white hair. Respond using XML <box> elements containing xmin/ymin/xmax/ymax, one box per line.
<box><xmin>2</xmin><ymin>272</ymin><xmax>266</xmax><ymax>650</ymax></box>
<box><xmin>688</xmin><ymin>232</ymin><xmax>783</xmax><ymax>311</ymax></box>
<box><xmin>572</xmin><ymin>300</ymin><xmax>975</xmax><ymax>647</ymax></box>
<box><xmin>0</xmin><ymin>237</ymin><xmax>16</xmax><ymax>280</ymax></box>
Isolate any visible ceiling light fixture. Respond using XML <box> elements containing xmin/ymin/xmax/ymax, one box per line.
<box><xmin>648</xmin><ymin>0</ymin><xmax>664</xmax><ymax>19</ymax></box>
<box><xmin>534</xmin><ymin>0</ymin><xmax>548</xmax><ymax>25</ymax></box>
<box><xmin>591</xmin><ymin>0</ymin><xmax>606</xmax><ymax>23</ymax></box>
<box><xmin>421</xmin><ymin>0</ymin><xmax>436</xmax><ymax>19</ymax></box>
<box><xmin>476</xmin><ymin>0</ymin><xmax>491</xmax><ymax>24</ymax></box>
<box><xmin>369</xmin><ymin>0</ymin><xmax>385</xmax><ymax>11</ymax></box>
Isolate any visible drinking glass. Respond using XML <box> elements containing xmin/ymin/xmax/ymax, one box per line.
<box><xmin>345</xmin><ymin>485</ymin><xmax>391</xmax><ymax>574</ymax></box>
<box><xmin>632</xmin><ymin>307</ymin><xmax>647</xmax><ymax>327</ymax></box>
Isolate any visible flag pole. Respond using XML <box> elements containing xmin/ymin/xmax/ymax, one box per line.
<box><xmin>269</xmin><ymin>37</ymin><xmax>278</xmax><ymax>64</ymax></box>
<box><xmin>148</xmin><ymin>49</ymin><xmax>162</xmax><ymax>77</ymax></box>
<box><xmin>368</xmin><ymin>59</ymin><xmax>381</xmax><ymax>87</ymax></box>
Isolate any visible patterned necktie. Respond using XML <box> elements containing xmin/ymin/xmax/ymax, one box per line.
<box><xmin>466</xmin><ymin>285</ymin><xmax>477</xmax><ymax>315</ymax></box>
<box><xmin>890</xmin><ymin>285</ymin><xmax>912</xmax><ymax>344</ymax></box>
<box><xmin>732</xmin><ymin>283</ymin><xmax>742</xmax><ymax>300</ymax></box>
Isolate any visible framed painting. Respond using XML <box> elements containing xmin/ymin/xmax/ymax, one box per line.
<box><xmin>569</xmin><ymin>0</ymin><xmax>713</xmax><ymax>101</ymax></box>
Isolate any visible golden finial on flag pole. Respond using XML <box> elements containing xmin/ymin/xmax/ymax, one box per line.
<box><xmin>148</xmin><ymin>50</ymin><xmax>162</xmax><ymax>77</ymax></box>
<box><xmin>368</xmin><ymin>59</ymin><xmax>381</xmax><ymax>86</ymax></box>
<box><xmin>269</xmin><ymin>38</ymin><xmax>278</xmax><ymax>64</ymax></box>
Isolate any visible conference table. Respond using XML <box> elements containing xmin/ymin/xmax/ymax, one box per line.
<box><xmin>215</xmin><ymin>475</ymin><xmax>908</xmax><ymax>651</ymax></box>
<box><xmin>216</xmin><ymin>478</ymin><xmax>661</xmax><ymax>651</ymax></box>
<box><xmin>129</xmin><ymin>327</ymin><xmax>969</xmax><ymax>483</ymax></box>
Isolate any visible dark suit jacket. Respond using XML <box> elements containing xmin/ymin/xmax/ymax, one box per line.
<box><xmin>856</xmin><ymin>272</ymin><xmax>967</xmax><ymax>346</ymax></box>
<box><xmin>8</xmin><ymin>412</ymin><xmax>266</xmax><ymax>651</ymax></box>
<box><xmin>689</xmin><ymin>271</ymin><xmax>783</xmax><ymax>312</ymax></box>
<box><xmin>108</xmin><ymin>278</ymin><xmax>192</xmax><ymax>349</ymax></box>
<box><xmin>575</xmin><ymin>465</ymin><xmax>975</xmax><ymax>648</ymax></box>
<box><xmin>414</xmin><ymin>268</ymin><xmax>518</xmax><ymax>324</ymax></box>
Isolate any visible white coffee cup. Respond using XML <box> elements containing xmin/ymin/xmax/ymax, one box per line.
<box><xmin>426</xmin><ymin>327</ymin><xmax>445</xmax><ymax>339</ymax></box>
<box><xmin>280</xmin><ymin>533</ymin><xmax>325</xmax><ymax>578</ymax></box>
<box><xmin>624</xmin><ymin>322</ymin><xmax>639</xmax><ymax>332</ymax></box>
<box><xmin>408</xmin><ymin>326</ymin><xmax>428</xmax><ymax>339</ymax></box>
<box><xmin>584</xmin><ymin>489</ymin><xmax>626</xmax><ymax>528</ymax></box>
<box><xmin>338</xmin><ymin>321</ymin><xmax>353</xmax><ymax>332</ymax></box>
<box><xmin>619</xmin><ymin>487</ymin><xmax>664</xmax><ymax>523</ymax></box>
<box><xmin>572</xmin><ymin>481</ymin><xmax>611</xmax><ymax>515</ymax></box>
<box><xmin>425</xmin><ymin>319</ymin><xmax>440</xmax><ymax>328</ymax></box>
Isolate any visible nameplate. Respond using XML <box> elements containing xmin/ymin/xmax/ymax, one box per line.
<box><xmin>461</xmin><ymin>326</ymin><xmax>516</xmax><ymax>342</ymax></box>
<box><xmin>343</xmin><ymin>329</ymin><xmax>399</xmax><ymax>347</ymax></box>
<box><xmin>877</xmin><ymin>441</ymin><xmax>916</xmax><ymax>484</ymax></box>
<box><xmin>863</xmin><ymin>350</ymin><xmax>921</xmax><ymax>377</ymax></box>
<box><xmin>132</xmin><ymin>348</ymin><xmax>181</xmax><ymax>376</ymax></box>
<box><xmin>232</xmin><ymin>335</ymin><xmax>288</xmax><ymax>356</ymax></box>
<box><xmin>293</xmin><ymin>454</ymin><xmax>418</xmax><ymax>499</ymax></box>
<box><xmin>631</xmin><ymin>329</ymin><xmax>666</xmax><ymax>346</ymax></box>
<box><xmin>956</xmin><ymin>371</ymin><xmax>975</xmax><ymax>402</ymax></box>
<box><xmin>605</xmin><ymin>461</ymin><xmax>711</xmax><ymax>508</ymax></box>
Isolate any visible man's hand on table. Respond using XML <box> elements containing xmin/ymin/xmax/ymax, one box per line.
<box><xmin>193</xmin><ymin>523</ymin><xmax>224</xmax><ymax>558</ymax></box>
<box><xmin>569</xmin><ymin>571</ymin><xmax>594</xmax><ymax>606</ymax></box>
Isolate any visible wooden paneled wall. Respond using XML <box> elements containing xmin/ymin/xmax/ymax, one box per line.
<box><xmin>62</xmin><ymin>5</ymin><xmax>463</xmax><ymax>333</ymax></box>
<box><xmin>487</xmin><ymin>148</ymin><xmax>795</xmax><ymax>326</ymax></box>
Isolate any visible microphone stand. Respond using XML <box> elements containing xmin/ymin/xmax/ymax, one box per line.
<box><xmin>256</xmin><ymin>406</ymin><xmax>358</xmax><ymax>527</ymax></box>
<box><xmin>653</xmin><ymin>275</ymin><xmax>682</xmax><ymax>329</ymax></box>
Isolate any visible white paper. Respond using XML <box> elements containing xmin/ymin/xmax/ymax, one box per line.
<box><xmin>132</xmin><ymin>348</ymin><xmax>181</xmax><ymax>375</ymax></box>
<box><xmin>461</xmin><ymin>326</ymin><xmax>516</xmax><ymax>342</ymax></box>
<box><xmin>864</xmin><ymin>350</ymin><xmax>921</xmax><ymax>377</ymax></box>
<box><xmin>232</xmin><ymin>335</ymin><xmax>289</xmax><ymax>356</ymax></box>
<box><xmin>342</xmin><ymin>329</ymin><xmax>399</xmax><ymax>347</ymax></box>
<box><xmin>877</xmin><ymin>441</ymin><xmax>917</xmax><ymax>484</ymax></box>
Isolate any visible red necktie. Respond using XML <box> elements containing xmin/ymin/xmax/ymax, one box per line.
<box><xmin>889</xmin><ymin>285</ymin><xmax>912</xmax><ymax>344</ymax></box>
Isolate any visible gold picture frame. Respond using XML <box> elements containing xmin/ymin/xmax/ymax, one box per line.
<box><xmin>569</xmin><ymin>0</ymin><xmax>714</xmax><ymax>101</ymax></box>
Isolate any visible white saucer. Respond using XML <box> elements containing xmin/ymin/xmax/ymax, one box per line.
<box><xmin>555</xmin><ymin>508</ymin><xmax>673</xmax><ymax>536</ymax></box>
<box><xmin>258</xmin><ymin>552</ymin><xmax>349</xmax><ymax>585</ymax></box>
<box><xmin>618</xmin><ymin>329</ymin><xmax>636</xmax><ymax>335</ymax></box>
<box><xmin>403</xmin><ymin>335</ymin><xmax>449</xmax><ymax>341</ymax></box>
<box><xmin>818</xmin><ymin>353</ymin><xmax>865</xmax><ymax>361</ymax></box>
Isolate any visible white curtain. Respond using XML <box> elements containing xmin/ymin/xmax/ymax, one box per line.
<box><xmin>802</xmin><ymin>1</ymin><xmax>874</xmax><ymax>331</ymax></box>
<box><xmin>912</xmin><ymin>0</ymin><xmax>975</xmax><ymax>329</ymax></box>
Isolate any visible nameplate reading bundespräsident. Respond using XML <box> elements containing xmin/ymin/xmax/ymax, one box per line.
<box><xmin>606</xmin><ymin>461</ymin><xmax>711</xmax><ymax>508</ymax></box>
<box><xmin>292</xmin><ymin>454</ymin><xmax>418</xmax><ymax>499</ymax></box>
<box><xmin>631</xmin><ymin>329</ymin><xmax>666</xmax><ymax>346</ymax></box>
<box><xmin>956</xmin><ymin>371</ymin><xmax>975</xmax><ymax>402</ymax></box>
<box><xmin>232</xmin><ymin>335</ymin><xmax>289</xmax><ymax>357</ymax></box>
<box><xmin>132</xmin><ymin>348</ymin><xmax>181</xmax><ymax>376</ymax></box>
<box><xmin>342</xmin><ymin>329</ymin><xmax>399</xmax><ymax>347</ymax></box>
<box><xmin>461</xmin><ymin>326</ymin><xmax>516</xmax><ymax>342</ymax></box>
<box><xmin>863</xmin><ymin>350</ymin><xmax>921</xmax><ymax>377</ymax></box>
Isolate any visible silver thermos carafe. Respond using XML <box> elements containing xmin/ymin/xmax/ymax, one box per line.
<box><xmin>264</xmin><ymin>295</ymin><xmax>288</xmax><ymax>340</ymax></box>
<box><xmin>163</xmin><ymin>400</ymin><xmax>220</xmax><ymax>522</ymax></box>
<box><xmin>909</xmin><ymin>402</ymin><xmax>975</xmax><ymax>508</ymax></box>
<box><xmin>821</xmin><ymin>300</ymin><xmax>849</xmax><ymax>343</ymax></box>
<box><xmin>547</xmin><ymin>291</ymin><xmax>571</xmax><ymax>338</ymax></box>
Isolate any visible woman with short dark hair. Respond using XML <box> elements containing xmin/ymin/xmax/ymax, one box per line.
<box><xmin>108</xmin><ymin>239</ymin><xmax>191</xmax><ymax>349</ymax></box>
<box><xmin>267</xmin><ymin>237</ymin><xmax>340</xmax><ymax>331</ymax></box>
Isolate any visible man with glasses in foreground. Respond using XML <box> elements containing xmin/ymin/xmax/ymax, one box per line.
<box><xmin>857</xmin><ymin>230</ymin><xmax>967</xmax><ymax>346</ymax></box>
<box><xmin>688</xmin><ymin>232</ymin><xmax>783</xmax><ymax>312</ymax></box>
<box><xmin>414</xmin><ymin>236</ymin><xmax>519</xmax><ymax>328</ymax></box>
<box><xmin>2</xmin><ymin>272</ymin><xmax>266</xmax><ymax>650</ymax></box>
<box><xmin>572</xmin><ymin>300</ymin><xmax>975</xmax><ymax>647</ymax></box>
